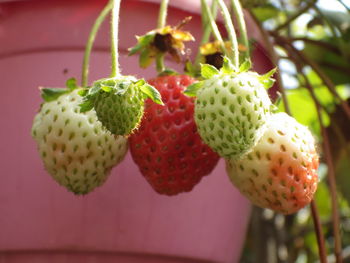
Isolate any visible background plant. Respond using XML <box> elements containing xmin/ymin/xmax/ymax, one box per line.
<box><xmin>238</xmin><ymin>0</ymin><xmax>350</xmax><ymax>262</ymax></box>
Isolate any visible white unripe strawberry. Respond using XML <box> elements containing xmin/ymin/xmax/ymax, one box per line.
<box><xmin>185</xmin><ymin>59</ymin><xmax>275</xmax><ymax>159</ymax></box>
<box><xmin>32</xmin><ymin>88</ymin><xmax>128</xmax><ymax>194</ymax></box>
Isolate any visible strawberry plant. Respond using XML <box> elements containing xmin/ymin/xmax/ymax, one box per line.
<box><xmin>79</xmin><ymin>0</ymin><xmax>163</xmax><ymax>136</ymax></box>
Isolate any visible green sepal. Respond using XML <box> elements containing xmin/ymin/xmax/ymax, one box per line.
<box><xmin>41</xmin><ymin>88</ymin><xmax>70</xmax><ymax>102</ymax></box>
<box><xmin>91</xmin><ymin>78</ymin><xmax>134</xmax><ymax>96</ymax></box>
<box><xmin>128</xmin><ymin>33</ymin><xmax>155</xmax><ymax>56</ymax></box>
<box><xmin>259</xmin><ymin>68</ymin><xmax>277</xmax><ymax>89</ymax></box>
<box><xmin>78</xmin><ymin>88</ymin><xmax>89</xmax><ymax>97</ymax></box>
<box><xmin>184</xmin><ymin>60</ymin><xmax>199</xmax><ymax>78</ymax></box>
<box><xmin>40</xmin><ymin>77</ymin><xmax>79</xmax><ymax>102</ymax></box>
<box><xmin>140</xmin><ymin>84</ymin><xmax>163</xmax><ymax>105</ymax></box>
<box><xmin>261</xmin><ymin>68</ymin><xmax>277</xmax><ymax>80</ymax></box>
<box><xmin>115</xmin><ymin>79</ymin><xmax>134</xmax><ymax>95</ymax></box>
<box><xmin>79</xmin><ymin>99</ymin><xmax>94</xmax><ymax>113</ymax></box>
<box><xmin>201</xmin><ymin>63</ymin><xmax>220</xmax><ymax>79</ymax></box>
<box><xmin>221</xmin><ymin>56</ymin><xmax>235</xmax><ymax>74</ymax></box>
<box><xmin>101</xmin><ymin>85</ymin><xmax>113</xmax><ymax>92</ymax></box>
<box><xmin>79</xmin><ymin>76</ymin><xmax>164</xmax><ymax>111</ymax></box>
<box><xmin>262</xmin><ymin>78</ymin><xmax>276</xmax><ymax>89</ymax></box>
<box><xmin>140</xmin><ymin>48</ymin><xmax>154</xmax><ymax>68</ymax></box>
<box><xmin>273</xmin><ymin>91</ymin><xmax>282</xmax><ymax>111</ymax></box>
<box><xmin>184</xmin><ymin>81</ymin><xmax>203</xmax><ymax>97</ymax></box>
<box><xmin>66</xmin><ymin>78</ymin><xmax>78</xmax><ymax>91</ymax></box>
<box><xmin>159</xmin><ymin>68</ymin><xmax>179</xmax><ymax>76</ymax></box>
<box><xmin>239</xmin><ymin>60</ymin><xmax>252</xmax><ymax>72</ymax></box>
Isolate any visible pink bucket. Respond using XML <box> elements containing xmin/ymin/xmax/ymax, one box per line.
<box><xmin>0</xmin><ymin>0</ymin><xmax>276</xmax><ymax>262</ymax></box>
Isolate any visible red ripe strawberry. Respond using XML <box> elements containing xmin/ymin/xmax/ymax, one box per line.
<box><xmin>129</xmin><ymin>75</ymin><xmax>220</xmax><ymax>195</ymax></box>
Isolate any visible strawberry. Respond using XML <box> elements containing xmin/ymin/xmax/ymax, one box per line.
<box><xmin>32</xmin><ymin>84</ymin><xmax>128</xmax><ymax>195</ymax></box>
<box><xmin>185</xmin><ymin>59</ymin><xmax>275</xmax><ymax>159</ymax></box>
<box><xmin>129</xmin><ymin>75</ymin><xmax>220</xmax><ymax>195</ymax></box>
<box><xmin>226</xmin><ymin>112</ymin><xmax>319</xmax><ymax>214</ymax></box>
<box><xmin>80</xmin><ymin>76</ymin><xmax>163</xmax><ymax>136</ymax></box>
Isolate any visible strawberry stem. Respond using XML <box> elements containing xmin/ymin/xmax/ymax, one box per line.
<box><xmin>230</xmin><ymin>0</ymin><xmax>250</xmax><ymax>61</ymax></box>
<box><xmin>157</xmin><ymin>0</ymin><xmax>169</xmax><ymax>29</ymax></box>
<box><xmin>215</xmin><ymin>0</ymin><xmax>239</xmax><ymax>68</ymax></box>
<box><xmin>81</xmin><ymin>1</ymin><xmax>113</xmax><ymax>87</ymax></box>
<box><xmin>110</xmin><ymin>0</ymin><xmax>121</xmax><ymax>78</ymax></box>
<box><xmin>194</xmin><ymin>0</ymin><xmax>218</xmax><ymax>66</ymax></box>
<box><xmin>311</xmin><ymin>201</ymin><xmax>328</xmax><ymax>263</ymax></box>
<box><xmin>155</xmin><ymin>0</ymin><xmax>169</xmax><ymax>73</ymax></box>
<box><xmin>200</xmin><ymin>0</ymin><xmax>228</xmax><ymax>57</ymax></box>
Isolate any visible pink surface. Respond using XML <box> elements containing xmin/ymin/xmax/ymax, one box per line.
<box><xmin>0</xmin><ymin>0</ymin><xmax>255</xmax><ymax>262</ymax></box>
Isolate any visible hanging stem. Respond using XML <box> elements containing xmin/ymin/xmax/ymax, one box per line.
<box><xmin>110</xmin><ymin>0</ymin><xmax>121</xmax><ymax>77</ymax></box>
<box><xmin>81</xmin><ymin>1</ymin><xmax>113</xmax><ymax>86</ymax></box>
<box><xmin>215</xmin><ymin>0</ymin><xmax>239</xmax><ymax>68</ymax></box>
<box><xmin>249</xmin><ymin>11</ymin><xmax>291</xmax><ymax>114</ymax></box>
<box><xmin>285</xmin><ymin>43</ymin><xmax>342</xmax><ymax>263</ymax></box>
<box><xmin>200</xmin><ymin>0</ymin><xmax>228</xmax><ymax>58</ymax></box>
<box><xmin>194</xmin><ymin>0</ymin><xmax>219</xmax><ymax>65</ymax></box>
<box><xmin>311</xmin><ymin>201</ymin><xmax>328</xmax><ymax>263</ymax></box>
<box><xmin>155</xmin><ymin>0</ymin><xmax>169</xmax><ymax>73</ymax></box>
<box><xmin>157</xmin><ymin>0</ymin><xmax>169</xmax><ymax>29</ymax></box>
<box><xmin>230</xmin><ymin>0</ymin><xmax>250</xmax><ymax>61</ymax></box>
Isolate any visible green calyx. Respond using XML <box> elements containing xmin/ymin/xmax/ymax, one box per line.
<box><xmin>40</xmin><ymin>78</ymin><xmax>79</xmax><ymax>102</ymax></box>
<box><xmin>184</xmin><ymin>56</ymin><xmax>276</xmax><ymax>97</ymax></box>
<box><xmin>79</xmin><ymin>76</ymin><xmax>163</xmax><ymax>136</ymax></box>
<box><xmin>80</xmin><ymin>76</ymin><xmax>163</xmax><ymax>113</ymax></box>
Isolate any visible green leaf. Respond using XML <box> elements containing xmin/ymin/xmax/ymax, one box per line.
<box><xmin>66</xmin><ymin>78</ymin><xmax>78</xmax><ymax>91</ymax></box>
<box><xmin>336</xmin><ymin>145</ymin><xmax>350</xmax><ymax>205</ymax></box>
<box><xmin>201</xmin><ymin>63</ymin><xmax>220</xmax><ymax>79</ymax></box>
<box><xmin>303</xmin><ymin>42</ymin><xmax>350</xmax><ymax>85</ymax></box>
<box><xmin>221</xmin><ymin>56</ymin><xmax>235</xmax><ymax>74</ymax></box>
<box><xmin>183</xmin><ymin>82</ymin><xmax>203</xmax><ymax>97</ymax></box>
<box><xmin>277</xmin><ymin>87</ymin><xmax>333</xmax><ymax>137</ymax></box>
<box><xmin>239</xmin><ymin>60</ymin><xmax>252</xmax><ymax>72</ymax></box>
<box><xmin>314</xmin><ymin>180</ymin><xmax>332</xmax><ymax>220</ymax></box>
<box><xmin>79</xmin><ymin>99</ymin><xmax>94</xmax><ymax>113</ymax></box>
<box><xmin>140</xmin><ymin>84</ymin><xmax>163</xmax><ymax>105</ymax></box>
<box><xmin>251</xmin><ymin>4</ymin><xmax>280</xmax><ymax>22</ymax></box>
<box><xmin>41</xmin><ymin>88</ymin><xmax>69</xmax><ymax>102</ymax></box>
